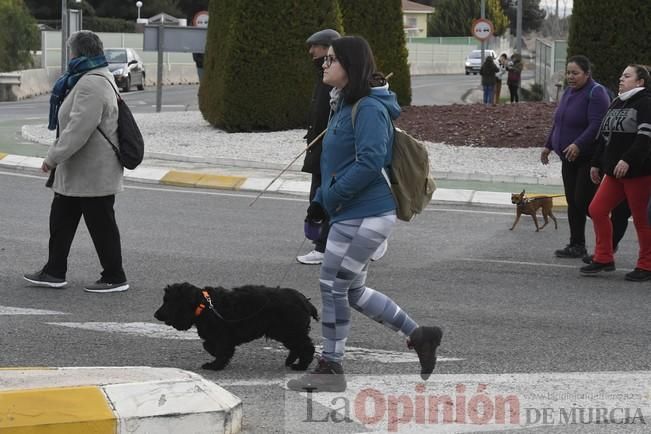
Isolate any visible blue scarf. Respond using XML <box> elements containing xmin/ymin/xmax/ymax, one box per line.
<box><xmin>48</xmin><ymin>55</ymin><xmax>108</xmax><ymax>130</ymax></box>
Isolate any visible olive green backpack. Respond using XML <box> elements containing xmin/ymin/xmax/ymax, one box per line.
<box><xmin>352</xmin><ymin>99</ymin><xmax>436</xmax><ymax>222</ymax></box>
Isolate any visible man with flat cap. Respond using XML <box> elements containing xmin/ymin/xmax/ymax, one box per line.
<box><xmin>297</xmin><ymin>28</ymin><xmax>340</xmax><ymax>265</ymax></box>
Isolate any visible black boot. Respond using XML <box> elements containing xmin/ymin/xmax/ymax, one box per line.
<box><xmin>555</xmin><ymin>244</ymin><xmax>587</xmax><ymax>258</ymax></box>
<box><xmin>286</xmin><ymin>357</ymin><xmax>346</xmax><ymax>392</ymax></box>
<box><xmin>580</xmin><ymin>261</ymin><xmax>615</xmax><ymax>275</ymax></box>
<box><xmin>408</xmin><ymin>326</ymin><xmax>443</xmax><ymax>380</ymax></box>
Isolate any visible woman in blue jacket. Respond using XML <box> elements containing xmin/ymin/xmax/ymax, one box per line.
<box><xmin>287</xmin><ymin>36</ymin><xmax>442</xmax><ymax>393</ymax></box>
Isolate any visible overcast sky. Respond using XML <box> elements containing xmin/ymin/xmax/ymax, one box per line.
<box><xmin>539</xmin><ymin>0</ymin><xmax>573</xmax><ymax>17</ymax></box>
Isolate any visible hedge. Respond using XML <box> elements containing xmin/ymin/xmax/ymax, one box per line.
<box><xmin>339</xmin><ymin>0</ymin><xmax>411</xmax><ymax>106</ymax></box>
<box><xmin>568</xmin><ymin>0</ymin><xmax>651</xmax><ymax>93</ymax></box>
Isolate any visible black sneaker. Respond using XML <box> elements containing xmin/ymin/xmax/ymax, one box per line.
<box><xmin>408</xmin><ymin>326</ymin><xmax>443</xmax><ymax>380</ymax></box>
<box><xmin>84</xmin><ymin>280</ymin><xmax>129</xmax><ymax>293</ymax></box>
<box><xmin>580</xmin><ymin>261</ymin><xmax>615</xmax><ymax>275</ymax></box>
<box><xmin>582</xmin><ymin>254</ymin><xmax>593</xmax><ymax>264</ymax></box>
<box><xmin>23</xmin><ymin>270</ymin><xmax>67</xmax><ymax>288</ymax></box>
<box><xmin>286</xmin><ymin>357</ymin><xmax>346</xmax><ymax>392</ymax></box>
<box><xmin>555</xmin><ymin>244</ymin><xmax>587</xmax><ymax>258</ymax></box>
<box><xmin>625</xmin><ymin>268</ymin><xmax>651</xmax><ymax>282</ymax></box>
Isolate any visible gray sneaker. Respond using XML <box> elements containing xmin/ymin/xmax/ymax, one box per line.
<box><xmin>84</xmin><ymin>280</ymin><xmax>129</xmax><ymax>293</ymax></box>
<box><xmin>23</xmin><ymin>270</ymin><xmax>67</xmax><ymax>288</ymax></box>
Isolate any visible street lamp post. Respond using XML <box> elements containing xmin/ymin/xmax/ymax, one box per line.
<box><xmin>61</xmin><ymin>0</ymin><xmax>67</xmax><ymax>73</ymax></box>
<box><xmin>136</xmin><ymin>1</ymin><xmax>142</xmax><ymax>20</ymax></box>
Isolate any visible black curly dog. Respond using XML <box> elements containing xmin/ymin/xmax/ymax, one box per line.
<box><xmin>154</xmin><ymin>282</ymin><xmax>319</xmax><ymax>371</ymax></box>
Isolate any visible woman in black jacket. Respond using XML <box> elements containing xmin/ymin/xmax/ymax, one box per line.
<box><xmin>581</xmin><ymin>64</ymin><xmax>651</xmax><ymax>281</ymax></box>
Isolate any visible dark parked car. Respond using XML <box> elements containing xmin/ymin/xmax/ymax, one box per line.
<box><xmin>105</xmin><ymin>48</ymin><xmax>145</xmax><ymax>92</ymax></box>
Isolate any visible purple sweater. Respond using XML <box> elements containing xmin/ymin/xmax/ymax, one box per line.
<box><xmin>545</xmin><ymin>78</ymin><xmax>610</xmax><ymax>159</ymax></box>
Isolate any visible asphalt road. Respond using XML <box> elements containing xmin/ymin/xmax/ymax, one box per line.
<box><xmin>1</xmin><ymin>170</ymin><xmax>649</xmax><ymax>432</ymax></box>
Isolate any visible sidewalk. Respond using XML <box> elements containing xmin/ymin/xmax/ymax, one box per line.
<box><xmin>4</xmin><ymin>110</ymin><xmax>567</xmax><ymax>208</ymax></box>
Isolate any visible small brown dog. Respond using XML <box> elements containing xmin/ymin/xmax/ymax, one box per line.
<box><xmin>510</xmin><ymin>190</ymin><xmax>558</xmax><ymax>232</ymax></box>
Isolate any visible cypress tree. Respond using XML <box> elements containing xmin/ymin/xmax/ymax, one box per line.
<box><xmin>199</xmin><ymin>0</ymin><xmax>342</xmax><ymax>132</ymax></box>
<box><xmin>339</xmin><ymin>0</ymin><xmax>412</xmax><ymax>106</ymax></box>
<box><xmin>568</xmin><ymin>0</ymin><xmax>651</xmax><ymax>92</ymax></box>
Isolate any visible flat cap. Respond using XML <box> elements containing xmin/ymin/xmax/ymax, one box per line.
<box><xmin>306</xmin><ymin>29</ymin><xmax>341</xmax><ymax>46</ymax></box>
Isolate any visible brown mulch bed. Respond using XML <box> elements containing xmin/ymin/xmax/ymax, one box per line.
<box><xmin>395</xmin><ymin>102</ymin><xmax>557</xmax><ymax>148</ymax></box>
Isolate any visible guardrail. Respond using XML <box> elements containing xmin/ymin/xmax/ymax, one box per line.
<box><xmin>0</xmin><ymin>73</ymin><xmax>22</xmax><ymax>101</ymax></box>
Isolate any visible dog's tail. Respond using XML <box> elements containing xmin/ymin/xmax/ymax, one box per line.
<box><xmin>302</xmin><ymin>296</ymin><xmax>320</xmax><ymax>322</ymax></box>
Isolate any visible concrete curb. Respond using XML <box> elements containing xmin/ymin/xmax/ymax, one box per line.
<box><xmin>0</xmin><ymin>367</ymin><xmax>242</xmax><ymax>434</ymax></box>
<box><xmin>0</xmin><ymin>153</ymin><xmax>567</xmax><ymax>208</ymax></box>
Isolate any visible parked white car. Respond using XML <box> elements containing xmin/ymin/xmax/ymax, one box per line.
<box><xmin>464</xmin><ymin>49</ymin><xmax>497</xmax><ymax>75</ymax></box>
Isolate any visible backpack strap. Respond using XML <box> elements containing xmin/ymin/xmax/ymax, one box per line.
<box><xmin>86</xmin><ymin>73</ymin><xmax>122</xmax><ymax>162</ymax></box>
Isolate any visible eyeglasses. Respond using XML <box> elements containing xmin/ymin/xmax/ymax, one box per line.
<box><xmin>323</xmin><ymin>55</ymin><xmax>338</xmax><ymax>68</ymax></box>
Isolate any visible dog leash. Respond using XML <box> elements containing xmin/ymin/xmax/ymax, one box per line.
<box><xmin>277</xmin><ymin>237</ymin><xmax>308</xmax><ymax>288</ymax></box>
<box><xmin>524</xmin><ymin>194</ymin><xmax>565</xmax><ymax>200</ymax></box>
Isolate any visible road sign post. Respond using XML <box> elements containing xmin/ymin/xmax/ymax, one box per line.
<box><xmin>471</xmin><ymin>18</ymin><xmax>494</xmax><ymax>65</ymax></box>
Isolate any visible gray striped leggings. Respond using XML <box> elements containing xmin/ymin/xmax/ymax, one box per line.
<box><xmin>319</xmin><ymin>212</ymin><xmax>419</xmax><ymax>363</ymax></box>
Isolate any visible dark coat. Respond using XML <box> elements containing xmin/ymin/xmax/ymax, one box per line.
<box><xmin>301</xmin><ymin>58</ymin><xmax>333</xmax><ymax>174</ymax></box>
<box><xmin>480</xmin><ymin>59</ymin><xmax>499</xmax><ymax>86</ymax></box>
<box><xmin>591</xmin><ymin>89</ymin><xmax>651</xmax><ymax>178</ymax></box>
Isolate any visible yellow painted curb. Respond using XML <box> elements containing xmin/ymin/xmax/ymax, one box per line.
<box><xmin>161</xmin><ymin>170</ymin><xmax>246</xmax><ymax>190</ymax></box>
<box><xmin>161</xmin><ymin>170</ymin><xmax>203</xmax><ymax>187</ymax></box>
<box><xmin>197</xmin><ymin>173</ymin><xmax>246</xmax><ymax>190</ymax></box>
<box><xmin>0</xmin><ymin>386</ymin><xmax>116</xmax><ymax>433</ymax></box>
<box><xmin>0</xmin><ymin>152</ymin><xmax>7</xmax><ymax>160</ymax></box>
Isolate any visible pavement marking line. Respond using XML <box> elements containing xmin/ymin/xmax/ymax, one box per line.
<box><xmin>0</xmin><ymin>386</ymin><xmax>116</xmax><ymax>433</ymax></box>
<box><xmin>45</xmin><ymin>322</ymin><xmax>462</xmax><ymax>363</ymax></box>
<box><xmin>46</xmin><ymin>321</ymin><xmax>198</xmax><ymax>340</ymax></box>
<box><xmin>459</xmin><ymin>258</ymin><xmax>579</xmax><ymax>269</ymax></box>
<box><xmin>0</xmin><ymin>306</ymin><xmax>67</xmax><ymax>315</ymax></box>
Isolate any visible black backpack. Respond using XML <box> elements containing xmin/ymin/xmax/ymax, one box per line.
<box><xmin>95</xmin><ymin>74</ymin><xmax>145</xmax><ymax>170</ymax></box>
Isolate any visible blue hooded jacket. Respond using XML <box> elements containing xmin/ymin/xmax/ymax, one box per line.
<box><xmin>313</xmin><ymin>85</ymin><xmax>400</xmax><ymax>224</ymax></box>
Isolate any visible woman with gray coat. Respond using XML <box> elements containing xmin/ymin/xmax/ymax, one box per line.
<box><xmin>23</xmin><ymin>30</ymin><xmax>128</xmax><ymax>293</ymax></box>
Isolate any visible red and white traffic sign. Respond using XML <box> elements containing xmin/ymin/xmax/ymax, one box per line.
<box><xmin>192</xmin><ymin>10</ymin><xmax>209</xmax><ymax>28</ymax></box>
<box><xmin>471</xmin><ymin>18</ymin><xmax>494</xmax><ymax>41</ymax></box>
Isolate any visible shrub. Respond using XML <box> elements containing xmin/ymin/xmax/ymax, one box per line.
<box><xmin>0</xmin><ymin>0</ymin><xmax>38</xmax><ymax>72</ymax></box>
<box><xmin>199</xmin><ymin>0</ymin><xmax>343</xmax><ymax>132</ymax></box>
<box><xmin>83</xmin><ymin>16</ymin><xmax>136</xmax><ymax>33</ymax></box>
<box><xmin>339</xmin><ymin>0</ymin><xmax>411</xmax><ymax>106</ymax></box>
<box><xmin>520</xmin><ymin>82</ymin><xmax>543</xmax><ymax>101</ymax></box>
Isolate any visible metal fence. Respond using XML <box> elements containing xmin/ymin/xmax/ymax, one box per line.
<box><xmin>407</xmin><ymin>36</ymin><xmax>511</xmax><ymax>75</ymax></box>
<box><xmin>534</xmin><ymin>38</ymin><xmax>567</xmax><ymax>101</ymax></box>
<box><xmin>40</xmin><ymin>30</ymin><xmax>197</xmax><ymax>85</ymax></box>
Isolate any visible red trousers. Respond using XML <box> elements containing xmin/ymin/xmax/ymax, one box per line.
<box><xmin>589</xmin><ymin>175</ymin><xmax>651</xmax><ymax>270</ymax></box>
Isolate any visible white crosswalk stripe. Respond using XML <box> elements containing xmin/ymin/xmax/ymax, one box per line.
<box><xmin>0</xmin><ymin>306</ymin><xmax>67</xmax><ymax>315</ymax></box>
<box><xmin>46</xmin><ymin>321</ymin><xmax>463</xmax><ymax>364</ymax></box>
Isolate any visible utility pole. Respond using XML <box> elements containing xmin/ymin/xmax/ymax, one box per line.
<box><xmin>516</xmin><ymin>0</ymin><xmax>523</xmax><ymax>54</ymax></box>
<box><xmin>480</xmin><ymin>0</ymin><xmax>486</xmax><ymax>64</ymax></box>
<box><xmin>61</xmin><ymin>0</ymin><xmax>68</xmax><ymax>73</ymax></box>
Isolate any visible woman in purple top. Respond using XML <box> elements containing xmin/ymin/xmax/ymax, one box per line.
<box><xmin>541</xmin><ymin>55</ymin><xmax>611</xmax><ymax>258</ymax></box>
